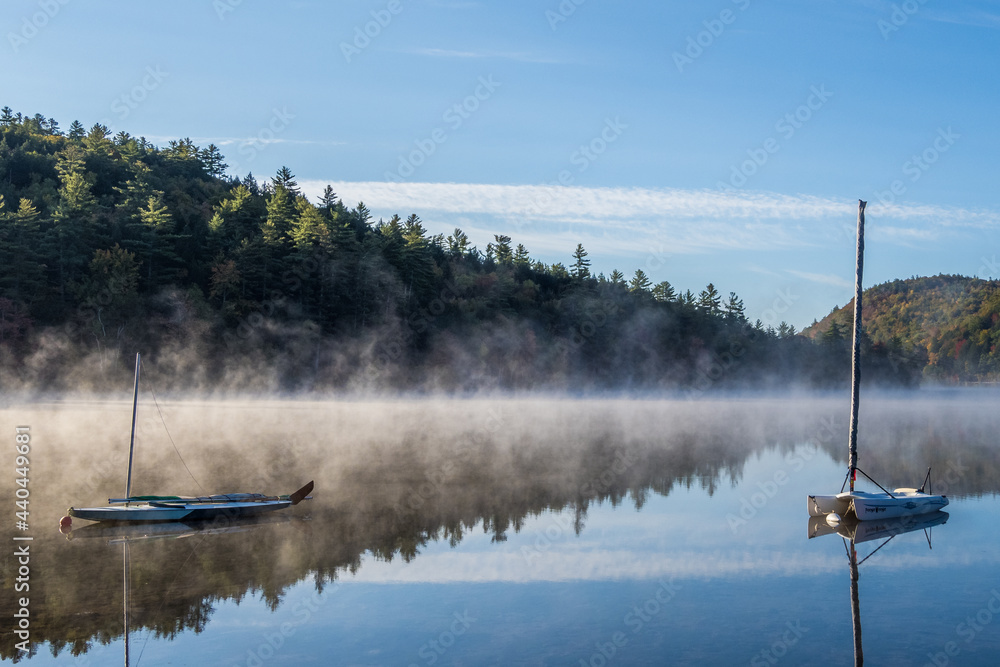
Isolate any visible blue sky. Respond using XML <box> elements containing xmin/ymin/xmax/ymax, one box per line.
<box><xmin>3</xmin><ymin>0</ymin><xmax>1000</xmax><ymax>328</ymax></box>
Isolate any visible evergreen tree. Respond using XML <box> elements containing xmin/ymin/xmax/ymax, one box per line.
<box><xmin>47</xmin><ymin>161</ymin><xmax>98</xmax><ymax>302</ymax></box>
<box><xmin>823</xmin><ymin>320</ymin><xmax>846</xmax><ymax>344</ymax></box>
<box><xmin>209</xmin><ymin>184</ymin><xmax>261</xmax><ymax>251</ymax></box>
<box><xmin>272</xmin><ymin>166</ymin><xmax>300</xmax><ymax>197</ymax></box>
<box><xmin>403</xmin><ymin>215</ymin><xmax>435</xmax><ymax>301</ymax></box>
<box><xmin>571</xmin><ymin>243</ymin><xmax>591</xmax><ymax>280</ymax></box>
<box><xmin>652</xmin><ymin>281</ymin><xmax>676</xmax><ymax>302</ymax></box>
<box><xmin>494</xmin><ymin>234</ymin><xmax>513</xmax><ymax>265</ymax></box>
<box><xmin>289</xmin><ymin>199</ymin><xmax>330</xmax><ymax>252</ymax></box>
<box><xmin>199</xmin><ymin>144</ymin><xmax>228</xmax><ymax>177</ymax></box>
<box><xmin>698</xmin><ymin>283</ymin><xmax>721</xmax><ymax>314</ymax></box>
<box><xmin>609</xmin><ymin>269</ymin><xmax>625</xmax><ymax>286</ymax></box>
<box><xmin>139</xmin><ymin>193</ymin><xmax>183</xmax><ymax>285</ymax></box>
<box><xmin>262</xmin><ymin>184</ymin><xmax>296</xmax><ymax>244</ymax></box>
<box><xmin>0</xmin><ymin>198</ymin><xmax>45</xmax><ymax>302</ymax></box>
<box><xmin>447</xmin><ymin>228</ymin><xmax>470</xmax><ymax>257</ymax></box>
<box><xmin>629</xmin><ymin>269</ymin><xmax>651</xmax><ymax>293</ymax></box>
<box><xmin>242</xmin><ymin>173</ymin><xmax>261</xmax><ymax>196</ymax></box>
<box><xmin>550</xmin><ymin>262</ymin><xmax>570</xmax><ymax>280</ymax></box>
<box><xmin>319</xmin><ymin>185</ymin><xmax>339</xmax><ymax>212</ymax></box>
<box><xmin>68</xmin><ymin>120</ymin><xmax>86</xmax><ymax>139</ymax></box>
<box><xmin>513</xmin><ymin>244</ymin><xmax>531</xmax><ymax>268</ymax></box>
<box><xmin>723</xmin><ymin>292</ymin><xmax>745</xmax><ymax>322</ymax></box>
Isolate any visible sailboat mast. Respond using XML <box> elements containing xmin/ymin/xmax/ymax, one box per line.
<box><xmin>124</xmin><ymin>353</ymin><xmax>140</xmax><ymax>504</ymax></box>
<box><xmin>848</xmin><ymin>201</ymin><xmax>866</xmax><ymax>493</ymax></box>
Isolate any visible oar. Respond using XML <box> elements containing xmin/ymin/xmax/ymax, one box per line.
<box><xmin>289</xmin><ymin>481</ymin><xmax>314</xmax><ymax>505</ymax></box>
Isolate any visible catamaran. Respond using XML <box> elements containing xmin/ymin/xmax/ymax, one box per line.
<box><xmin>807</xmin><ymin>200</ymin><xmax>948</xmax><ymax>522</ymax></box>
<box><xmin>67</xmin><ymin>353</ymin><xmax>313</xmax><ymax>524</ymax></box>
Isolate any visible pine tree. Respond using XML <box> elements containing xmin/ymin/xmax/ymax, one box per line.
<box><xmin>0</xmin><ymin>198</ymin><xmax>45</xmax><ymax>302</ymax></box>
<box><xmin>320</xmin><ymin>185</ymin><xmax>339</xmax><ymax>212</ymax></box>
<box><xmin>289</xmin><ymin>200</ymin><xmax>330</xmax><ymax>252</ymax></box>
<box><xmin>47</xmin><ymin>162</ymin><xmax>98</xmax><ymax>302</ymax></box>
<box><xmin>698</xmin><ymin>283</ymin><xmax>721</xmax><ymax>314</ymax></box>
<box><xmin>513</xmin><ymin>244</ymin><xmax>531</xmax><ymax>267</ymax></box>
<box><xmin>494</xmin><ymin>234</ymin><xmax>513</xmax><ymax>265</ymax></box>
<box><xmin>571</xmin><ymin>243</ymin><xmax>590</xmax><ymax>280</ymax></box>
<box><xmin>403</xmin><ymin>214</ymin><xmax>435</xmax><ymax>301</ymax></box>
<box><xmin>723</xmin><ymin>292</ymin><xmax>745</xmax><ymax>322</ymax></box>
<box><xmin>272</xmin><ymin>166</ymin><xmax>300</xmax><ymax>197</ymax></box>
<box><xmin>139</xmin><ymin>194</ymin><xmax>183</xmax><ymax>285</ymax></box>
<box><xmin>262</xmin><ymin>185</ymin><xmax>296</xmax><ymax>244</ymax></box>
<box><xmin>652</xmin><ymin>281</ymin><xmax>676</xmax><ymax>302</ymax></box>
<box><xmin>609</xmin><ymin>269</ymin><xmax>625</xmax><ymax>286</ymax></box>
<box><xmin>629</xmin><ymin>269</ymin><xmax>651</xmax><ymax>293</ymax></box>
<box><xmin>242</xmin><ymin>173</ymin><xmax>261</xmax><ymax>196</ymax></box>
<box><xmin>447</xmin><ymin>228</ymin><xmax>470</xmax><ymax>257</ymax></box>
<box><xmin>199</xmin><ymin>144</ymin><xmax>228</xmax><ymax>177</ymax></box>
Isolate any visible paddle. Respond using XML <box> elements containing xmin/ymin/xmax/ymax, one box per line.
<box><xmin>289</xmin><ymin>481</ymin><xmax>314</xmax><ymax>505</ymax></box>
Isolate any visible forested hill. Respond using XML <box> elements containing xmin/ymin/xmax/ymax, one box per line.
<box><xmin>0</xmin><ymin>108</ymin><xmax>923</xmax><ymax>392</ymax></box>
<box><xmin>803</xmin><ymin>275</ymin><xmax>1000</xmax><ymax>383</ymax></box>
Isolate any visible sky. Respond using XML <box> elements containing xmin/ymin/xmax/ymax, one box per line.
<box><xmin>3</xmin><ymin>0</ymin><xmax>1000</xmax><ymax>329</ymax></box>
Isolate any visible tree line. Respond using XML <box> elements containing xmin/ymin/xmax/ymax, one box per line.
<box><xmin>0</xmin><ymin>107</ymin><xmax>921</xmax><ymax>391</ymax></box>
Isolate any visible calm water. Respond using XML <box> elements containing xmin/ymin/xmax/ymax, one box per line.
<box><xmin>2</xmin><ymin>393</ymin><xmax>999</xmax><ymax>666</ymax></box>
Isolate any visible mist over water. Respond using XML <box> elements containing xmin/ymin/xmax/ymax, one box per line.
<box><xmin>2</xmin><ymin>391</ymin><xmax>998</xmax><ymax>663</ymax></box>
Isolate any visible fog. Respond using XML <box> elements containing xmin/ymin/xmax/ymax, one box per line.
<box><xmin>6</xmin><ymin>391</ymin><xmax>998</xmax><ymax>530</ymax></box>
<box><xmin>3</xmin><ymin>392</ymin><xmax>998</xmax><ymax>660</ymax></box>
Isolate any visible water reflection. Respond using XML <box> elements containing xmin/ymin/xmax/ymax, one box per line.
<box><xmin>809</xmin><ymin>512</ymin><xmax>950</xmax><ymax>666</ymax></box>
<box><xmin>1</xmin><ymin>394</ymin><xmax>997</xmax><ymax>663</ymax></box>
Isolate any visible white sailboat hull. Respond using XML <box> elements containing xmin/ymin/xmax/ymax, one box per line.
<box><xmin>808</xmin><ymin>490</ymin><xmax>948</xmax><ymax>521</ymax></box>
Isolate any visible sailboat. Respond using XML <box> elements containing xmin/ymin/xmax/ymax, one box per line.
<box><xmin>807</xmin><ymin>200</ymin><xmax>948</xmax><ymax>521</ymax></box>
<box><xmin>67</xmin><ymin>353</ymin><xmax>313</xmax><ymax>523</ymax></box>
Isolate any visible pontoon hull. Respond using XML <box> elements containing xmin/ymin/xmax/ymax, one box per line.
<box><xmin>807</xmin><ymin>490</ymin><xmax>948</xmax><ymax>521</ymax></box>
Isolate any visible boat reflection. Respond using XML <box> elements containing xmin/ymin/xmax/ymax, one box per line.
<box><xmin>808</xmin><ymin>511</ymin><xmax>949</xmax><ymax>665</ymax></box>
<box><xmin>63</xmin><ymin>513</ymin><xmax>302</xmax><ymax>543</ymax></box>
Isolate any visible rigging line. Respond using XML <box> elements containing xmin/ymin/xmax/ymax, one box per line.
<box><xmin>857</xmin><ymin>534</ymin><xmax>896</xmax><ymax>567</ymax></box>
<box><xmin>139</xmin><ymin>358</ymin><xmax>206</xmax><ymax>495</ymax></box>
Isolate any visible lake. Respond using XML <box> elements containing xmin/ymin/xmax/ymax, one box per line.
<box><xmin>2</xmin><ymin>393</ymin><xmax>999</xmax><ymax>666</ymax></box>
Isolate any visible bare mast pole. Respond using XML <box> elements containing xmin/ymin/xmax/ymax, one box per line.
<box><xmin>125</xmin><ymin>353</ymin><xmax>140</xmax><ymax>504</ymax></box>
<box><xmin>848</xmin><ymin>201</ymin><xmax>866</xmax><ymax>493</ymax></box>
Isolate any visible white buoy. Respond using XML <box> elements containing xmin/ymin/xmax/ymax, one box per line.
<box><xmin>826</xmin><ymin>512</ymin><xmax>842</xmax><ymax>526</ymax></box>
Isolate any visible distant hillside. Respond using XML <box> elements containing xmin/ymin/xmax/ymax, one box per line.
<box><xmin>803</xmin><ymin>275</ymin><xmax>1000</xmax><ymax>382</ymax></box>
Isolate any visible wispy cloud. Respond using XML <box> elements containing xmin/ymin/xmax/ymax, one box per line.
<box><xmin>785</xmin><ymin>270</ymin><xmax>852</xmax><ymax>289</ymax></box>
<box><xmin>406</xmin><ymin>47</ymin><xmax>567</xmax><ymax>64</ymax></box>
<box><xmin>144</xmin><ymin>135</ymin><xmax>345</xmax><ymax>148</ymax></box>
<box><xmin>300</xmin><ymin>180</ymin><xmax>1000</xmax><ymax>257</ymax></box>
<box><xmin>924</xmin><ymin>8</ymin><xmax>1000</xmax><ymax>29</ymax></box>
